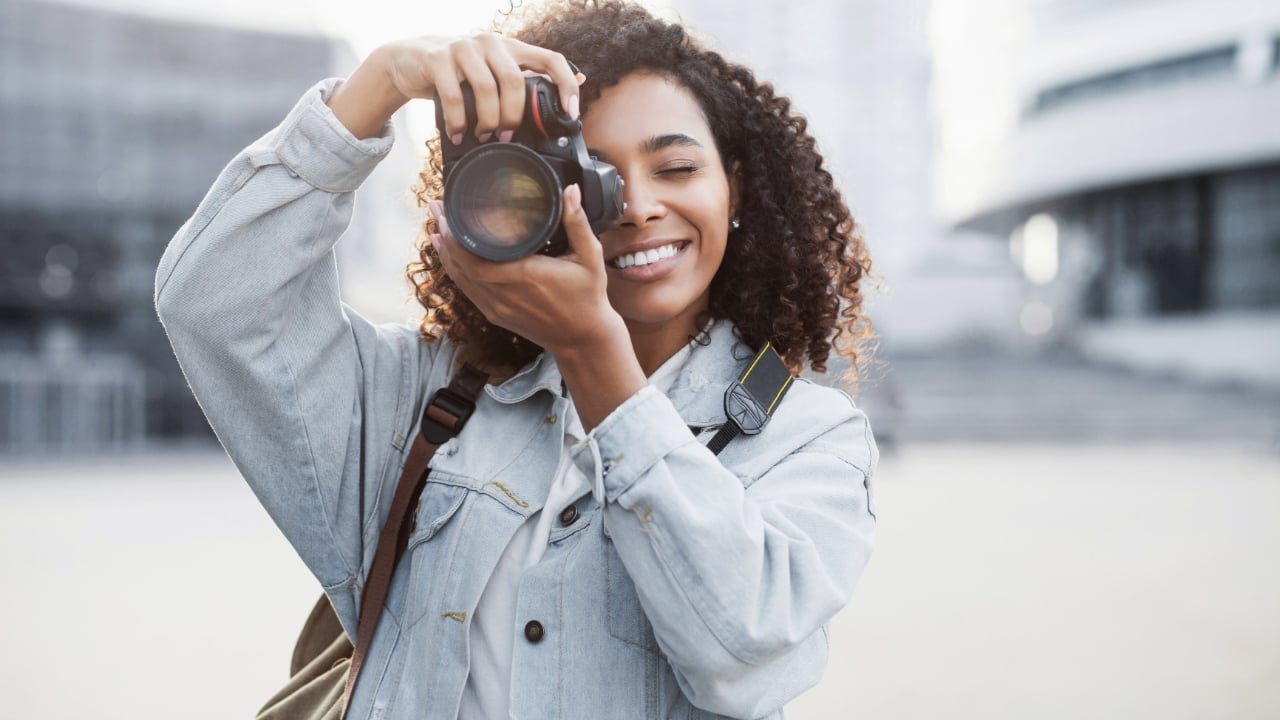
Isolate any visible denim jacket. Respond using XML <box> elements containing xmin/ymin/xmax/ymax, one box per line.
<box><xmin>155</xmin><ymin>79</ymin><xmax>877</xmax><ymax>720</ymax></box>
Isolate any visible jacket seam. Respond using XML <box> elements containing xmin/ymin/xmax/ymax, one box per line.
<box><xmin>154</xmin><ymin>159</ymin><xmax>257</xmax><ymax>302</ymax></box>
<box><xmin>275</xmin><ymin>195</ymin><xmax>358</xmax><ymax>580</ymax></box>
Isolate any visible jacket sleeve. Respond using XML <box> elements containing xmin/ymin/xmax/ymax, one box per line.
<box><xmin>154</xmin><ymin>78</ymin><xmax>440</xmax><ymax>625</ymax></box>
<box><xmin>572</xmin><ymin>382</ymin><xmax>877</xmax><ymax>718</ymax></box>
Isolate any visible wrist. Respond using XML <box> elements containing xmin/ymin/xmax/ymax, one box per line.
<box><xmin>327</xmin><ymin>47</ymin><xmax>408</xmax><ymax>139</ymax></box>
<box><xmin>553</xmin><ymin>318</ymin><xmax>647</xmax><ymax>432</ymax></box>
<box><xmin>548</xmin><ymin>311</ymin><xmax>629</xmax><ymax>363</ymax></box>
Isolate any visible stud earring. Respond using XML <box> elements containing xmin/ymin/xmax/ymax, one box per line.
<box><xmin>730</xmin><ymin>217</ymin><xmax>741</xmax><ymax>230</ymax></box>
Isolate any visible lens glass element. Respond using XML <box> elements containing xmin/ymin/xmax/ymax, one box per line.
<box><xmin>445</xmin><ymin>145</ymin><xmax>563</xmax><ymax>260</ymax></box>
<box><xmin>457</xmin><ymin>166</ymin><xmax>550</xmax><ymax>247</ymax></box>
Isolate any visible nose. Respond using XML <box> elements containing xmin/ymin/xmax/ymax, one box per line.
<box><xmin>617</xmin><ymin>175</ymin><xmax>665</xmax><ymax>227</ymax></box>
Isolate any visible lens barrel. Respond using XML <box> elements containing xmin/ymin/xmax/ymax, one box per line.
<box><xmin>443</xmin><ymin>145</ymin><xmax>563</xmax><ymax>261</ymax></box>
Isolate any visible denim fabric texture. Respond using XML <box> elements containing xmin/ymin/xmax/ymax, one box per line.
<box><xmin>155</xmin><ymin>79</ymin><xmax>878</xmax><ymax>720</ymax></box>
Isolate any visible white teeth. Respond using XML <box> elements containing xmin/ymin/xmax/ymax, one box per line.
<box><xmin>612</xmin><ymin>242</ymin><xmax>683</xmax><ymax>269</ymax></box>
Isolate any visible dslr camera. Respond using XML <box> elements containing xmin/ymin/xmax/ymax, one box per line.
<box><xmin>435</xmin><ymin>76</ymin><xmax>625</xmax><ymax>261</ymax></box>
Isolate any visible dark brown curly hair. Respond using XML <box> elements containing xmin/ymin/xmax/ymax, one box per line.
<box><xmin>409</xmin><ymin>0</ymin><xmax>874</xmax><ymax>379</ymax></box>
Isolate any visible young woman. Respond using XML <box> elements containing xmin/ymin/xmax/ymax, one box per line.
<box><xmin>156</xmin><ymin>1</ymin><xmax>877</xmax><ymax>718</ymax></box>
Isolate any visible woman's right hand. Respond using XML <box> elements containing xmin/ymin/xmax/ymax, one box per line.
<box><xmin>327</xmin><ymin>34</ymin><xmax>583</xmax><ymax>142</ymax></box>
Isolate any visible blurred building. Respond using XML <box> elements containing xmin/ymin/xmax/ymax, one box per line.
<box><xmin>933</xmin><ymin>0</ymin><xmax>1280</xmax><ymax>387</ymax></box>
<box><xmin>0</xmin><ymin>0</ymin><xmax>342</xmax><ymax>453</ymax></box>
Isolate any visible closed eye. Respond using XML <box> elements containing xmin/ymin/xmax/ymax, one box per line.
<box><xmin>659</xmin><ymin>165</ymin><xmax>699</xmax><ymax>176</ymax></box>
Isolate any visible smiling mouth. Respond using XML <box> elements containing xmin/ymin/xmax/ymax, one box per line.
<box><xmin>609</xmin><ymin>241</ymin><xmax>690</xmax><ymax>269</ymax></box>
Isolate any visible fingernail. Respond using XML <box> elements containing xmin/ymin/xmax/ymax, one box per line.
<box><xmin>575</xmin><ymin>72</ymin><xmax>587</xmax><ymax>85</ymax></box>
<box><xmin>450</xmin><ymin>132</ymin><xmax>463</xmax><ymax>146</ymax></box>
<box><xmin>568</xmin><ymin>94</ymin><xmax>580</xmax><ymax>119</ymax></box>
<box><xmin>477</xmin><ymin>131</ymin><xmax>493</xmax><ymax>143</ymax></box>
<box><xmin>567</xmin><ymin>184</ymin><xmax>581</xmax><ymax>211</ymax></box>
<box><xmin>498</xmin><ymin>130</ymin><xmax>514</xmax><ymax>143</ymax></box>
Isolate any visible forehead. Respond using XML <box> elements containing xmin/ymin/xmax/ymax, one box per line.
<box><xmin>581</xmin><ymin>73</ymin><xmax>715</xmax><ymax>152</ymax></box>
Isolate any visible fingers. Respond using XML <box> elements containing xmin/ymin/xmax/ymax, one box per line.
<box><xmin>506</xmin><ymin>40</ymin><xmax>583</xmax><ymax>118</ymax></box>
<box><xmin>429</xmin><ymin>202</ymin><xmax>488</xmax><ymax>307</ymax></box>
<box><xmin>444</xmin><ymin>35</ymin><xmax>578</xmax><ymax>144</ymax></box>
<box><xmin>431</xmin><ymin>63</ymin><xmax>467</xmax><ymax>146</ymax></box>
<box><xmin>560</xmin><ymin>184</ymin><xmax>603</xmax><ymax>263</ymax></box>
<box><xmin>454</xmin><ymin>35</ymin><xmax>532</xmax><ymax>142</ymax></box>
<box><xmin>429</xmin><ymin>200</ymin><xmax>464</xmax><ymax>276</ymax></box>
<box><xmin>392</xmin><ymin>34</ymin><xmax>583</xmax><ymax>146</ymax></box>
<box><xmin>429</xmin><ymin>200</ymin><xmax>506</xmax><ymax>285</ymax></box>
<box><xmin>481</xmin><ymin>35</ymin><xmax>526</xmax><ymax>142</ymax></box>
<box><xmin>451</xmin><ymin>42</ymin><xmax>500</xmax><ymax>142</ymax></box>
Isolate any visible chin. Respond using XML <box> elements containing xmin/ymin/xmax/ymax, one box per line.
<box><xmin>612</xmin><ymin>293</ymin><xmax>708</xmax><ymax>331</ymax></box>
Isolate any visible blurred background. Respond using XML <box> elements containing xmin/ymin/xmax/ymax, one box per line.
<box><xmin>2</xmin><ymin>0</ymin><xmax>1277</xmax><ymax>717</ymax></box>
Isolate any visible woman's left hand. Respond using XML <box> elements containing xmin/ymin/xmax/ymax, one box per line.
<box><xmin>429</xmin><ymin>184</ymin><xmax>623</xmax><ymax>359</ymax></box>
<box><xmin>431</xmin><ymin>184</ymin><xmax>648</xmax><ymax>429</ymax></box>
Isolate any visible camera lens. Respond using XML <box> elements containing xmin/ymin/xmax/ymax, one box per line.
<box><xmin>443</xmin><ymin>145</ymin><xmax>562</xmax><ymax>261</ymax></box>
<box><xmin>462</xmin><ymin>168</ymin><xmax>547</xmax><ymax>246</ymax></box>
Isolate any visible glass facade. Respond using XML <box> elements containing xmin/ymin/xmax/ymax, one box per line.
<box><xmin>0</xmin><ymin>0</ymin><xmax>337</xmax><ymax>453</ymax></box>
<box><xmin>1068</xmin><ymin>164</ymin><xmax>1280</xmax><ymax>320</ymax></box>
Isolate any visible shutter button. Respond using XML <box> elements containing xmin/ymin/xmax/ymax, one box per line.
<box><xmin>559</xmin><ymin>504</ymin><xmax>578</xmax><ymax>526</ymax></box>
<box><xmin>524</xmin><ymin>620</ymin><xmax>545</xmax><ymax>643</ymax></box>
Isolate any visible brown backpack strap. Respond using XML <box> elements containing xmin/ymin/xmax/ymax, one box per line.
<box><xmin>340</xmin><ymin>364</ymin><xmax>488</xmax><ymax>717</ymax></box>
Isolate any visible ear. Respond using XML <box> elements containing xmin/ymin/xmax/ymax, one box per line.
<box><xmin>728</xmin><ymin>160</ymin><xmax>743</xmax><ymax>219</ymax></box>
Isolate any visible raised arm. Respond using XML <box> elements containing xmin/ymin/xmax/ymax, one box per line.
<box><xmin>153</xmin><ymin>75</ymin><xmax>417</xmax><ymax>601</ymax></box>
<box><xmin>155</xmin><ymin>34</ymin><xmax>588</xmax><ymax>629</ymax></box>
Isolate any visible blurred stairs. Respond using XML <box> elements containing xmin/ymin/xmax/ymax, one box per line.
<box><xmin>834</xmin><ymin>351</ymin><xmax>1280</xmax><ymax>447</ymax></box>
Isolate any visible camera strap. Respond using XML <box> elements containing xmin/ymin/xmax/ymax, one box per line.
<box><xmin>706</xmin><ymin>342</ymin><xmax>795</xmax><ymax>456</ymax></box>
<box><xmin>340</xmin><ymin>364</ymin><xmax>488</xmax><ymax>718</ymax></box>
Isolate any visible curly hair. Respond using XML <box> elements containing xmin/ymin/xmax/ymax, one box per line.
<box><xmin>409</xmin><ymin>0</ymin><xmax>874</xmax><ymax>379</ymax></box>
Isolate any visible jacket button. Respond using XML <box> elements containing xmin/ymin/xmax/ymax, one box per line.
<box><xmin>524</xmin><ymin>620</ymin><xmax>545</xmax><ymax>643</ymax></box>
<box><xmin>559</xmin><ymin>505</ymin><xmax>578</xmax><ymax>526</ymax></box>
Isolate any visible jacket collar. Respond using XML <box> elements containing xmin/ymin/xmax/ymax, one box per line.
<box><xmin>665</xmin><ymin>320</ymin><xmax>755</xmax><ymax>427</ymax></box>
<box><xmin>484</xmin><ymin>319</ymin><xmax>753</xmax><ymax>428</ymax></box>
<box><xmin>484</xmin><ymin>350</ymin><xmax>563</xmax><ymax>405</ymax></box>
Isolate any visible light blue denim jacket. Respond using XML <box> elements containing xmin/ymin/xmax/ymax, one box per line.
<box><xmin>155</xmin><ymin>79</ymin><xmax>877</xmax><ymax>720</ymax></box>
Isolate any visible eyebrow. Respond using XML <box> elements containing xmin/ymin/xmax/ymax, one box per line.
<box><xmin>589</xmin><ymin>133</ymin><xmax>704</xmax><ymax>163</ymax></box>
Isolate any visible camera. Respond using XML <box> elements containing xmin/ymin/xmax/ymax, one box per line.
<box><xmin>435</xmin><ymin>76</ymin><xmax>625</xmax><ymax>261</ymax></box>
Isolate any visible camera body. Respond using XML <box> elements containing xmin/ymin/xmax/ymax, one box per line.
<box><xmin>436</xmin><ymin>76</ymin><xmax>624</xmax><ymax>261</ymax></box>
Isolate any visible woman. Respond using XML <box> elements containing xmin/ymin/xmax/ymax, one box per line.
<box><xmin>156</xmin><ymin>1</ymin><xmax>877</xmax><ymax>718</ymax></box>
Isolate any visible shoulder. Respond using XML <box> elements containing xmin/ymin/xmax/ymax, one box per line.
<box><xmin>784</xmin><ymin>378</ymin><xmax>875</xmax><ymax>471</ymax></box>
<box><xmin>724</xmin><ymin>376</ymin><xmax>877</xmax><ymax>483</ymax></box>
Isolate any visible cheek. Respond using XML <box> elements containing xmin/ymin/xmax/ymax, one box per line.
<box><xmin>695</xmin><ymin>195</ymin><xmax>732</xmax><ymax>256</ymax></box>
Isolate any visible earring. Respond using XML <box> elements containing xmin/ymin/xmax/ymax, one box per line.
<box><xmin>730</xmin><ymin>217</ymin><xmax>741</xmax><ymax>230</ymax></box>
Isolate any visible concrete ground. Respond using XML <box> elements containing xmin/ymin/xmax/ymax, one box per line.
<box><xmin>2</xmin><ymin>443</ymin><xmax>1278</xmax><ymax>719</ymax></box>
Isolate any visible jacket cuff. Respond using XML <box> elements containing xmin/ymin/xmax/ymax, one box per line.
<box><xmin>571</xmin><ymin>385</ymin><xmax>696</xmax><ymax>504</ymax></box>
<box><xmin>270</xmin><ymin>78</ymin><xmax>395</xmax><ymax>193</ymax></box>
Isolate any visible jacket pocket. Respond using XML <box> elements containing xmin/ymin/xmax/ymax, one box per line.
<box><xmin>402</xmin><ymin>481</ymin><xmax>470</xmax><ymax>629</ymax></box>
<box><xmin>605</xmin><ymin>538</ymin><xmax>661</xmax><ymax>654</ymax></box>
<box><xmin>405</xmin><ymin>481</ymin><xmax>468</xmax><ymax>550</ymax></box>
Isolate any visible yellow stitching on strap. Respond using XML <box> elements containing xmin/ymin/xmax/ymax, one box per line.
<box><xmin>767</xmin><ymin>375</ymin><xmax>794</xmax><ymax>414</ymax></box>
<box><xmin>492</xmin><ymin>481</ymin><xmax>529</xmax><ymax>508</ymax></box>
<box><xmin>738</xmin><ymin>342</ymin><xmax>771</xmax><ymax>383</ymax></box>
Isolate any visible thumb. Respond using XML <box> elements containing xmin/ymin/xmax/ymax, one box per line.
<box><xmin>561</xmin><ymin>184</ymin><xmax>602</xmax><ymax>263</ymax></box>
